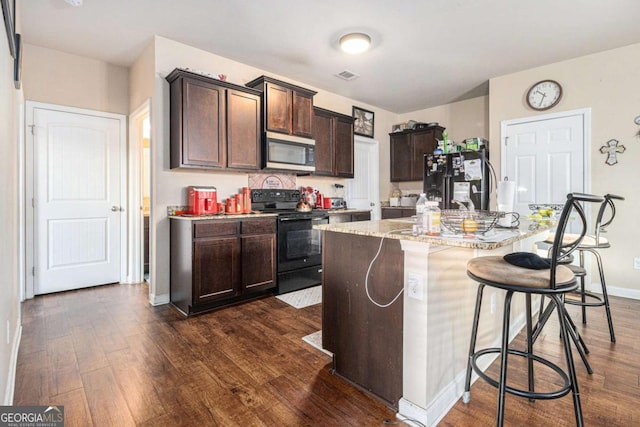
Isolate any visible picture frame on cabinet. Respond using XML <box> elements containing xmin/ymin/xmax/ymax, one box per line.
<box><xmin>353</xmin><ymin>106</ymin><xmax>374</xmax><ymax>138</ymax></box>
<box><xmin>1</xmin><ymin>0</ymin><xmax>16</xmax><ymax>58</ymax></box>
<box><xmin>13</xmin><ymin>33</ymin><xmax>20</xmax><ymax>89</ymax></box>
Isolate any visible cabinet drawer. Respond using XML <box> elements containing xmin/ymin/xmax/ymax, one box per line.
<box><xmin>242</xmin><ymin>218</ymin><xmax>276</xmax><ymax>234</ymax></box>
<box><xmin>194</xmin><ymin>221</ymin><xmax>239</xmax><ymax>238</ymax></box>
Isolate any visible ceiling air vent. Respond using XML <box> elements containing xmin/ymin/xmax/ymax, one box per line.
<box><xmin>336</xmin><ymin>70</ymin><xmax>360</xmax><ymax>81</ymax></box>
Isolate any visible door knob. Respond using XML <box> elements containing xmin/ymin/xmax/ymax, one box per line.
<box><xmin>111</xmin><ymin>206</ymin><xmax>121</xmax><ymax>212</ymax></box>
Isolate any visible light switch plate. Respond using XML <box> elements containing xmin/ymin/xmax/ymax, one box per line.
<box><xmin>634</xmin><ymin>257</ymin><xmax>640</xmax><ymax>270</ymax></box>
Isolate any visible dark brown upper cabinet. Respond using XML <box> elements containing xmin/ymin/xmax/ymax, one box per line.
<box><xmin>312</xmin><ymin>107</ymin><xmax>354</xmax><ymax>178</ymax></box>
<box><xmin>390</xmin><ymin>126</ymin><xmax>445</xmax><ymax>182</ymax></box>
<box><xmin>166</xmin><ymin>68</ymin><xmax>261</xmax><ymax>171</ymax></box>
<box><xmin>246</xmin><ymin>76</ymin><xmax>316</xmax><ymax>138</ymax></box>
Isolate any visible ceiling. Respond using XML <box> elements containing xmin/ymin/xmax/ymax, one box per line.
<box><xmin>19</xmin><ymin>0</ymin><xmax>640</xmax><ymax>114</ymax></box>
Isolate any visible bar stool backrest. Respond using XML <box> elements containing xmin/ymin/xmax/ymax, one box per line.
<box><xmin>549</xmin><ymin>193</ymin><xmax>604</xmax><ymax>288</ymax></box>
<box><xmin>594</xmin><ymin>194</ymin><xmax>624</xmax><ymax>241</ymax></box>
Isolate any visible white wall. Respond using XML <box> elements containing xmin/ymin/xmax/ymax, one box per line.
<box><xmin>1</xmin><ymin>5</ymin><xmax>22</xmax><ymax>404</ymax></box>
<box><xmin>490</xmin><ymin>42</ymin><xmax>640</xmax><ymax>296</ymax></box>
<box><xmin>22</xmin><ymin>44</ymin><xmax>129</xmax><ymax>115</ymax></box>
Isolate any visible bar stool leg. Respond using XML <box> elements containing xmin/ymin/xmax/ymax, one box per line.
<box><xmin>463</xmin><ymin>284</ymin><xmax>485</xmax><ymax>404</ymax></box>
<box><xmin>590</xmin><ymin>248</ymin><xmax>616</xmax><ymax>342</ymax></box>
<box><xmin>579</xmin><ymin>250</ymin><xmax>587</xmax><ymax>324</ymax></box>
<box><xmin>497</xmin><ymin>291</ymin><xmax>514</xmax><ymax>427</ymax></box>
<box><xmin>525</xmin><ymin>294</ymin><xmax>535</xmax><ymax>402</ymax></box>
<box><xmin>553</xmin><ymin>294</ymin><xmax>584</xmax><ymax>427</ymax></box>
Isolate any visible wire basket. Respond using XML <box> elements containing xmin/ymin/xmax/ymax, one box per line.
<box><xmin>440</xmin><ymin>210</ymin><xmax>503</xmax><ymax>235</ymax></box>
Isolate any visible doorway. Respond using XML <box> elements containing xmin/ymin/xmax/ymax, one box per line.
<box><xmin>500</xmin><ymin>108</ymin><xmax>591</xmax><ymax>219</ymax></box>
<box><xmin>346</xmin><ymin>136</ymin><xmax>380</xmax><ymax>219</ymax></box>
<box><xmin>128</xmin><ymin>101</ymin><xmax>151</xmax><ymax>286</ymax></box>
<box><xmin>25</xmin><ymin>102</ymin><xmax>127</xmax><ymax>296</ymax></box>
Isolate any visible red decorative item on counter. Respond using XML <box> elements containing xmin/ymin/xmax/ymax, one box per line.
<box><xmin>242</xmin><ymin>187</ymin><xmax>251</xmax><ymax>213</ymax></box>
<box><xmin>323</xmin><ymin>197</ymin><xmax>331</xmax><ymax>209</ymax></box>
<box><xmin>226</xmin><ymin>197</ymin><xmax>235</xmax><ymax>214</ymax></box>
<box><xmin>188</xmin><ymin>186</ymin><xmax>218</xmax><ymax>215</ymax></box>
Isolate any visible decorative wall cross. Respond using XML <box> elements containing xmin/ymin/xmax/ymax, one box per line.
<box><xmin>599</xmin><ymin>139</ymin><xmax>626</xmax><ymax>166</ymax></box>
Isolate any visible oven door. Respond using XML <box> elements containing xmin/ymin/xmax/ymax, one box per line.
<box><xmin>277</xmin><ymin>214</ymin><xmax>328</xmax><ymax>272</ymax></box>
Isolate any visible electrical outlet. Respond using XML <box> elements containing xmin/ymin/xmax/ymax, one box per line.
<box><xmin>407</xmin><ymin>272</ymin><xmax>424</xmax><ymax>301</ymax></box>
<box><xmin>490</xmin><ymin>293</ymin><xmax>497</xmax><ymax>314</ymax></box>
<box><xmin>634</xmin><ymin>258</ymin><xmax>640</xmax><ymax>270</ymax></box>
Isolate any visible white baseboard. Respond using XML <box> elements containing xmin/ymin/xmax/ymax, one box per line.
<box><xmin>4</xmin><ymin>324</ymin><xmax>22</xmax><ymax>405</ymax></box>
<box><xmin>589</xmin><ymin>283</ymin><xmax>640</xmax><ymax>300</ymax></box>
<box><xmin>149</xmin><ymin>293</ymin><xmax>170</xmax><ymax>306</ymax></box>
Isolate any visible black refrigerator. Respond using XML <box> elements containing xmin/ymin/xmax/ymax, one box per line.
<box><xmin>423</xmin><ymin>150</ymin><xmax>490</xmax><ymax>210</ymax></box>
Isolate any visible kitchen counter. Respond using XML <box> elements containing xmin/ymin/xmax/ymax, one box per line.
<box><xmin>316</xmin><ymin>218</ymin><xmax>551</xmax><ymax>250</ymax></box>
<box><xmin>169</xmin><ymin>212</ymin><xmax>278</xmax><ymax>220</ymax></box>
<box><xmin>317</xmin><ymin>218</ymin><xmax>550</xmax><ymax>424</ymax></box>
<box><xmin>168</xmin><ymin>208</ymin><xmax>369</xmax><ymax>220</ymax></box>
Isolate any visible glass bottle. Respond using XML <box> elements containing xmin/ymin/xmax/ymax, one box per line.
<box><xmin>415</xmin><ymin>193</ymin><xmax>428</xmax><ymax>234</ymax></box>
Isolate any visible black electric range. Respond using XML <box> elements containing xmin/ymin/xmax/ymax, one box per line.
<box><xmin>252</xmin><ymin>189</ymin><xmax>327</xmax><ymax>294</ymax></box>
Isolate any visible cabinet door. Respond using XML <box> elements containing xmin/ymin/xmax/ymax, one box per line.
<box><xmin>265</xmin><ymin>83</ymin><xmax>291</xmax><ymax>134</ymax></box>
<box><xmin>334</xmin><ymin>115</ymin><xmax>354</xmax><ymax>178</ymax></box>
<box><xmin>312</xmin><ymin>109</ymin><xmax>334</xmax><ymax>176</ymax></box>
<box><xmin>351</xmin><ymin>212</ymin><xmax>371</xmax><ymax>222</ymax></box>
<box><xmin>177</xmin><ymin>78</ymin><xmax>226</xmax><ymax>168</ymax></box>
<box><xmin>390</xmin><ymin>133</ymin><xmax>412</xmax><ymax>181</ymax></box>
<box><xmin>411</xmin><ymin>131</ymin><xmax>436</xmax><ymax>180</ymax></box>
<box><xmin>227</xmin><ymin>89</ymin><xmax>261</xmax><ymax>170</ymax></box>
<box><xmin>381</xmin><ymin>208</ymin><xmax>403</xmax><ymax>219</ymax></box>
<box><xmin>291</xmin><ymin>91</ymin><xmax>314</xmax><ymax>138</ymax></box>
<box><xmin>328</xmin><ymin>213</ymin><xmax>351</xmax><ymax>224</ymax></box>
<box><xmin>241</xmin><ymin>234</ymin><xmax>276</xmax><ymax>293</ymax></box>
<box><xmin>193</xmin><ymin>236</ymin><xmax>240</xmax><ymax>304</ymax></box>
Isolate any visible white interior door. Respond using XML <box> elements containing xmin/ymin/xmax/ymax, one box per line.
<box><xmin>502</xmin><ymin>111</ymin><xmax>588</xmax><ymax>219</ymax></box>
<box><xmin>346</xmin><ymin>137</ymin><xmax>380</xmax><ymax>219</ymax></box>
<box><xmin>32</xmin><ymin>105</ymin><xmax>124</xmax><ymax>294</ymax></box>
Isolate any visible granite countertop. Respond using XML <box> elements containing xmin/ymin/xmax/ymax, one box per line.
<box><xmin>169</xmin><ymin>208</ymin><xmax>369</xmax><ymax>220</ymax></box>
<box><xmin>314</xmin><ymin>218</ymin><xmax>552</xmax><ymax>250</ymax></box>
<box><xmin>169</xmin><ymin>212</ymin><xmax>279</xmax><ymax>220</ymax></box>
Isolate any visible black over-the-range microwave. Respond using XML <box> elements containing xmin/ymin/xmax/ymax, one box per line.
<box><xmin>264</xmin><ymin>131</ymin><xmax>315</xmax><ymax>173</ymax></box>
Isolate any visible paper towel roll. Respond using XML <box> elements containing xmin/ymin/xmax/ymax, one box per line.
<box><xmin>497</xmin><ymin>181</ymin><xmax>516</xmax><ymax>226</ymax></box>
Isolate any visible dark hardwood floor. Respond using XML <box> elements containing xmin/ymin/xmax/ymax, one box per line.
<box><xmin>14</xmin><ymin>284</ymin><xmax>640</xmax><ymax>426</ymax></box>
<box><xmin>15</xmin><ymin>283</ymin><xmax>395</xmax><ymax>426</ymax></box>
<box><xmin>441</xmin><ymin>295</ymin><xmax>640</xmax><ymax>427</ymax></box>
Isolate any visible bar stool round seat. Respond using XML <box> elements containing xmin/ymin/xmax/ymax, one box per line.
<box><xmin>463</xmin><ymin>193</ymin><xmax>604</xmax><ymax>427</ymax></box>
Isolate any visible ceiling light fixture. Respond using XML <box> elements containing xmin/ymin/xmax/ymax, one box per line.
<box><xmin>339</xmin><ymin>33</ymin><xmax>371</xmax><ymax>54</ymax></box>
<box><xmin>64</xmin><ymin>0</ymin><xmax>83</xmax><ymax>6</ymax></box>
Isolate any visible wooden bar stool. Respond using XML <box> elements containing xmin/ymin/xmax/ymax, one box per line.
<box><xmin>545</xmin><ymin>193</ymin><xmax>624</xmax><ymax>342</ymax></box>
<box><xmin>462</xmin><ymin>193</ymin><xmax>604</xmax><ymax>427</ymax></box>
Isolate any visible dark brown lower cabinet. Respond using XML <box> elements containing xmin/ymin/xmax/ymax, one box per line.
<box><xmin>241</xmin><ymin>233</ymin><xmax>276</xmax><ymax>293</ymax></box>
<box><xmin>193</xmin><ymin>236</ymin><xmax>240</xmax><ymax>304</ymax></box>
<box><xmin>381</xmin><ymin>207</ymin><xmax>416</xmax><ymax>219</ymax></box>
<box><xmin>171</xmin><ymin>217</ymin><xmax>276</xmax><ymax>315</ymax></box>
<box><xmin>328</xmin><ymin>211</ymin><xmax>371</xmax><ymax>224</ymax></box>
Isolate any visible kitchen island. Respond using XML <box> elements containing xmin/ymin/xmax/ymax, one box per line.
<box><xmin>315</xmin><ymin>218</ymin><xmax>551</xmax><ymax>426</ymax></box>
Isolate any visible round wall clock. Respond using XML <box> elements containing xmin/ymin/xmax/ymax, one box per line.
<box><xmin>526</xmin><ymin>80</ymin><xmax>562</xmax><ymax>111</ymax></box>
